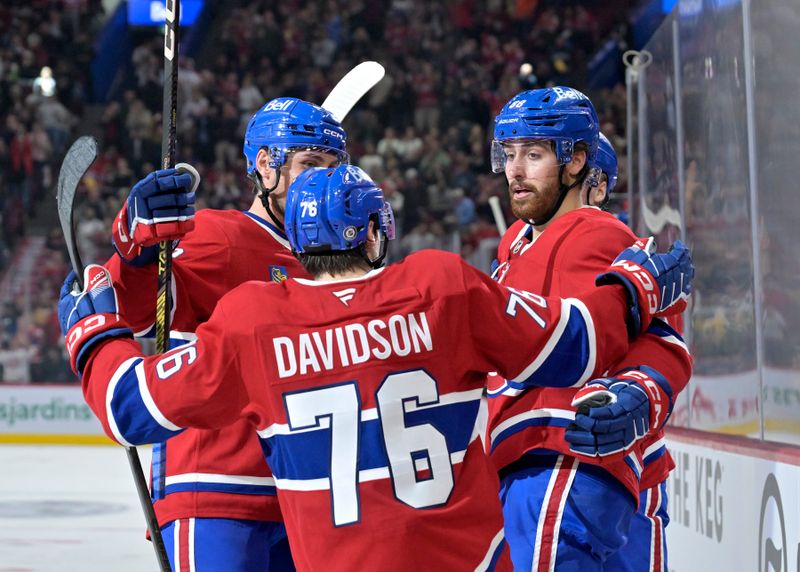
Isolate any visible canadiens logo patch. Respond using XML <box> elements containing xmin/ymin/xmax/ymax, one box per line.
<box><xmin>269</xmin><ymin>265</ymin><xmax>288</xmax><ymax>283</ymax></box>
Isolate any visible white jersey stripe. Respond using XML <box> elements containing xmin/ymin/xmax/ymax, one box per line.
<box><xmin>165</xmin><ymin>472</ymin><xmax>276</xmax><ymax>487</ymax></box>
<box><xmin>531</xmin><ymin>456</ymin><xmax>563</xmax><ymax>571</ymax></box>
<box><xmin>548</xmin><ymin>459</ymin><xmax>579</xmax><ymax>570</ymax></box>
<box><xmin>135</xmin><ymin>361</ymin><xmax>182</xmax><ymax>432</ymax></box>
<box><xmin>489</xmin><ymin>408</ymin><xmax>576</xmax><ymax>446</ymax></box>
<box><xmin>275</xmin><ymin>445</ymin><xmax>472</xmax><ymax>491</ymax></box>
<box><xmin>660</xmin><ymin>333</ymin><xmax>689</xmax><ymax>353</ymax></box>
<box><xmin>643</xmin><ymin>436</ymin><xmax>666</xmax><ymax>459</ymax></box>
<box><xmin>475</xmin><ymin>527</ymin><xmax>505</xmax><ymax>572</ymax></box>
<box><xmin>173</xmin><ymin>519</ymin><xmax>181</xmax><ymax>572</ymax></box>
<box><xmin>188</xmin><ymin>517</ymin><xmax>197</xmax><ymax>572</ymax></box>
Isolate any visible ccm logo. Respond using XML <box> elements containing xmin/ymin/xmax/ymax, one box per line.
<box><xmin>66</xmin><ymin>315</ymin><xmax>107</xmax><ymax>354</ymax></box>
<box><xmin>323</xmin><ymin>128</ymin><xmax>343</xmax><ymax>140</ymax></box>
<box><xmin>612</xmin><ymin>260</ymin><xmax>658</xmax><ymax>313</ymax></box>
<box><xmin>625</xmin><ymin>370</ymin><xmax>664</xmax><ymax>427</ymax></box>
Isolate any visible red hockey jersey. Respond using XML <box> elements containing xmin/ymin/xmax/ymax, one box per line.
<box><xmin>101</xmin><ymin>209</ymin><xmax>307</xmax><ymax>526</ymax></box>
<box><xmin>488</xmin><ymin>208</ymin><xmax>692</xmax><ymax>498</ymax></box>
<box><xmin>84</xmin><ymin>250</ymin><xmax>638</xmax><ymax>572</ymax></box>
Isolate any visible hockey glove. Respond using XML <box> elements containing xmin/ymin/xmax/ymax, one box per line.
<box><xmin>58</xmin><ymin>265</ymin><xmax>133</xmax><ymax>376</ymax></box>
<box><xmin>565</xmin><ymin>366</ymin><xmax>673</xmax><ymax>457</ymax></box>
<box><xmin>112</xmin><ymin>163</ymin><xmax>199</xmax><ymax>266</ymax></box>
<box><xmin>596</xmin><ymin>238</ymin><xmax>693</xmax><ymax>337</ymax></box>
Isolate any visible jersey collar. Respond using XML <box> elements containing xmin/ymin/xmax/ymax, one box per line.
<box><xmin>242</xmin><ymin>211</ymin><xmax>291</xmax><ymax>249</ymax></box>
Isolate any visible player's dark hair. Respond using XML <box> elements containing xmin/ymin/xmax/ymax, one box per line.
<box><xmin>296</xmin><ymin>249</ymin><xmax>371</xmax><ymax>278</ymax></box>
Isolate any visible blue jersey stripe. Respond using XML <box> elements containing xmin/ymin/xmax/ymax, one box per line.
<box><xmin>490</xmin><ymin>416</ymin><xmax>574</xmax><ymax>453</ymax></box>
<box><xmin>109</xmin><ymin>365</ymin><xmax>183</xmax><ymax>445</ymax></box>
<box><xmin>646</xmin><ymin>318</ymin><xmax>683</xmax><ymax>341</ymax></box>
<box><xmin>486</xmin><ymin>538</ymin><xmax>506</xmax><ymax>571</ymax></box>
<box><xmin>151</xmin><ymin>442</ymin><xmax>167</xmax><ymax>500</ymax></box>
<box><xmin>163</xmin><ymin>482</ymin><xmax>278</xmax><ymax>497</ymax></box>
<box><xmin>624</xmin><ymin>455</ymin><xmax>642</xmax><ymax>479</ymax></box>
<box><xmin>643</xmin><ymin>444</ymin><xmax>666</xmax><ymax>466</ymax></box>
<box><xmin>264</xmin><ymin>399</ymin><xmax>480</xmax><ymax>481</ymax></box>
<box><xmin>508</xmin><ymin>304</ymin><xmax>590</xmax><ymax>389</ymax></box>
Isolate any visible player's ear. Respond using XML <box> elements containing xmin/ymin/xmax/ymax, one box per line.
<box><xmin>366</xmin><ymin>219</ymin><xmax>379</xmax><ymax>243</ymax></box>
<box><xmin>256</xmin><ymin>149</ymin><xmax>273</xmax><ymax>182</ymax></box>
<box><xmin>592</xmin><ymin>183</ymin><xmax>607</xmax><ymax>206</ymax></box>
<box><xmin>566</xmin><ymin>149</ymin><xmax>587</xmax><ymax>178</ymax></box>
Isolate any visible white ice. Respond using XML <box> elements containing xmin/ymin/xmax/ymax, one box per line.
<box><xmin>0</xmin><ymin>444</ymin><xmax>158</xmax><ymax>571</ymax></box>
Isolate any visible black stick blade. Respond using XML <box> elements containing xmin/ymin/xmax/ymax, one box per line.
<box><xmin>56</xmin><ymin>136</ymin><xmax>98</xmax><ymax>286</ymax></box>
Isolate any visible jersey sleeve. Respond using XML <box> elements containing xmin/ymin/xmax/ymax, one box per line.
<box><xmin>458</xmin><ymin>260</ymin><xmax>632</xmax><ymax>390</ymax></box>
<box><xmin>80</xmin><ymin>298</ymin><xmax>250</xmax><ymax>447</ymax></box>
<box><xmin>609</xmin><ymin>318</ymin><xmax>693</xmax><ymax>416</ymax></box>
<box><xmin>104</xmin><ymin>213</ymin><xmax>235</xmax><ymax>335</ymax></box>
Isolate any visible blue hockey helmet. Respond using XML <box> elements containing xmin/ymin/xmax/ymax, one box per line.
<box><xmin>491</xmin><ymin>86</ymin><xmax>600</xmax><ymax>173</ymax></box>
<box><xmin>243</xmin><ymin>97</ymin><xmax>349</xmax><ymax>175</ymax></box>
<box><xmin>590</xmin><ymin>132</ymin><xmax>618</xmax><ymax>195</ymax></box>
<box><xmin>285</xmin><ymin>165</ymin><xmax>395</xmax><ymax>262</ymax></box>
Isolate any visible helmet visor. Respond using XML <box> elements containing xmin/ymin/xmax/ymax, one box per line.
<box><xmin>490</xmin><ymin>139</ymin><xmax>562</xmax><ymax>174</ymax></box>
<box><xmin>277</xmin><ymin>145</ymin><xmax>351</xmax><ymax>168</ymax></box>
<box><xmin>380</xmin><ymin>202</ymin><xmax>396</xmax><ymax>240</ymax></box>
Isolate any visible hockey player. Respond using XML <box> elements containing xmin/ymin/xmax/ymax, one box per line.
<box><xmin>487</xmin><ymin>87</ymin><xmax>693</xmax><ymax>571</ymax></box>
<box><xmin>586</xmin><ymin>132</ymin><xmax>618</xmax><ymax>208</ymax></box>
<box><xmin>100</xmin><ymin>97</ymin><xmax>349</xmax><ymax>571</ymax></box>
<box><xmin>60</xmin><ymin>164</ymin><xmax>694</xmax><ymax>572</ymax></box>
<box><xmin>580</xmin><ymin>132</ymin><xmax>679</xmax><ymax>572</ymax></box>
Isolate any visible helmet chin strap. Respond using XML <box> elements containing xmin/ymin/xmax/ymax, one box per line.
<box><xmin>359</xmin><ymin>219</ymin><xmax>389</xmax><ymax>269</ymax></box>
<box><xmin>251</xmin><ymin>167</ymin><xmax>285</xmax><ymax>231</ymax></box>
<box><xmin>528</xmin><ymin>164</ymin><xmax>583</xmax><ymax>227</ymax></box>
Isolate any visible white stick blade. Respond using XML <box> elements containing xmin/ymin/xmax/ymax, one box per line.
<box><xmin>321</xmin><ymin>61</ymin><xmax>385</xmax><ymax>122</ymax></box>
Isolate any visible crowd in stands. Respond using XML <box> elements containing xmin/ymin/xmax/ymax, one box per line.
<box><xmin>0</xmin><ymin>0</ymin><xmax>104</xmax><ymax>383</ymax></box>
<box><xmin>0</xmin><ymin>0</ymin><xmax>630</xmax><ymax>383</ymax></box>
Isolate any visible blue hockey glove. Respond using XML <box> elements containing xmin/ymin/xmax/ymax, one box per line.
<box><xmin>565</xmin><ymin>366</ymin><xmax>673</xmax><ymax>457</ymax></box>
<box><xmin>59</xmin><ymin>265</ymin><xmax>133</xmax><ymax>375</ymax></box>
<box><xmin>112</xmin><ymin>163</ymin><xmax>199</xmax><ymax>266</ymax></box>
<box><xmin>596</xmin><ymin>238</ymin><xmax>693</xmax><ymax>336</ymax></box>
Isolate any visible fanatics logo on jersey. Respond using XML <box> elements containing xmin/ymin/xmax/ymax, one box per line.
<box><xmin>332</xmin><ymin>287</ymin><xmax>356</xmax><ymax>306</ymax></box>
<box><xmin>269</xmin><ymin>265</ymin><xmax>288</xmax><ymax>283</ymax></box>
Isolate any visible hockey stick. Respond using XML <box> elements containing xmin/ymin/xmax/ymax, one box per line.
<box><xmin>56</xmin><ymin>136</ymin><xmax>172</xmax><ymax>572</ymax></box>
<box><xmin>155</xmin><ymin>0</ymin><xmax>180</xmax><ymax>357</ymax></box>
<box><xmin>488</xmin><ymin>196</ymin><xmax>507</xmax><ymax>235</ymax></box>
<box><xmin>321</xmin><ymin>61</ymin><xmax>385</xmax><ymax>122</ymax></box>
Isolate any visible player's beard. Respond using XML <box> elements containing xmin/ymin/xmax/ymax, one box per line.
<box><xmin>508</xmin><ymin>178</ymin><xmax>560</xmax><ymax>222</ymax></box>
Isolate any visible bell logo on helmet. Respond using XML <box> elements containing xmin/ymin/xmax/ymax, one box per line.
<box><xmin>343</xmin><ymin>226</ymin><xmax>358</xmax><ymax>240</ymax></box>
<box><xmin>263</xmin><ymin>99</ymin><xmax>294</xmax><ymax>112</ymax></box>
